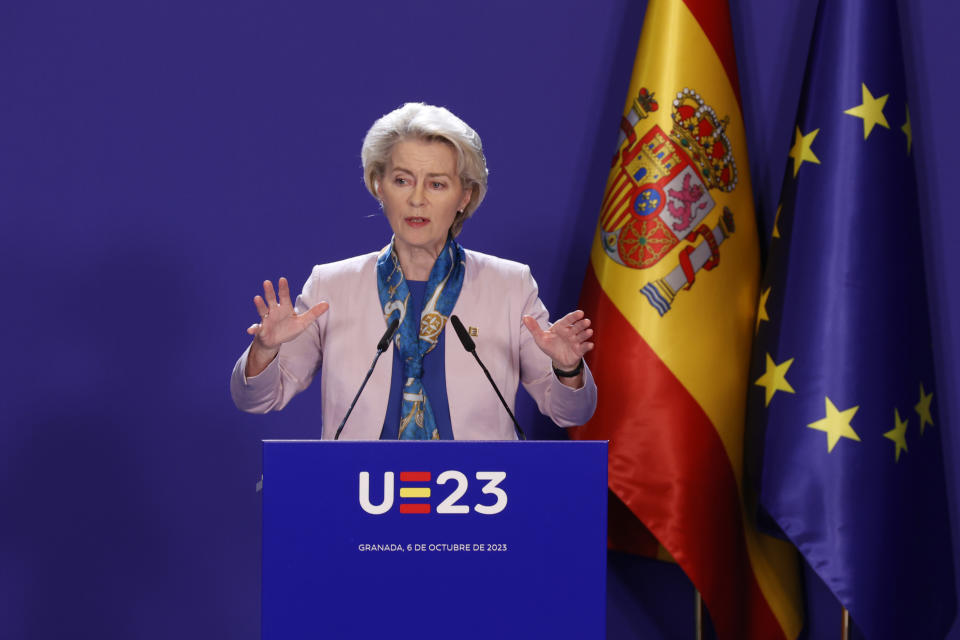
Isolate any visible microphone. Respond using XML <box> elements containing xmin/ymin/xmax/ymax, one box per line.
<box><xmin>450</xmin><ymin>315</ymin><xmax>526</xmax><ymax>440</ymax></box>
<box><xmin>334</xmin><ymin>317</ymin><xmax>400</xmax><ymax>440</ymax></box>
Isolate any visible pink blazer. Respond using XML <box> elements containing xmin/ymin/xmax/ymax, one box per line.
<box><xmin>230</xmin><ymin>248</ymin><xmax>597</xmax><ymax>439</ymax></box>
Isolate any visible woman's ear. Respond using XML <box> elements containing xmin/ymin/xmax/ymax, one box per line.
<box><xmin>459</xmin><ymin>185</ymin><xmax>473</xmax><ymax>211</ymax></box>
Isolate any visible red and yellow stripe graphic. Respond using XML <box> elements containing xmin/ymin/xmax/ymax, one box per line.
<box><xmin>399</xmin><ymin>471</ymin><xmax>432</xmax><ymax>514</ymax></box>
<box><xmin>571</xmin><ymin>1</ymin><xmax>802</xmax><ymax>638</ymax></box>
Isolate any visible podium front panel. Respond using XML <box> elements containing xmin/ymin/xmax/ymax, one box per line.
<box><xmin>263</xmin><ymin>440</ymin><xmax>607</xmax><ymax>639</ymax></box>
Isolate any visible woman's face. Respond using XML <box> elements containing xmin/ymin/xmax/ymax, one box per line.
<box><xmin>378</xmin><ymin>138</ymin><xmax>472</xmax><ymax>260</ymax></box>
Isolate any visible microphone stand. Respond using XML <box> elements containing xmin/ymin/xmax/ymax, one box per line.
<box><xmin>334</xmin><ymin>318</ymin><xmax>399</xmax><ymax>440</ymax></box>
<box><xmin>450</xmin><ymin>315</ymin><xmax>526</xmax><ymax>440</ymax></box>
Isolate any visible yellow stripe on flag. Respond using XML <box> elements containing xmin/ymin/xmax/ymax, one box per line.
<box><xmin>591</xmin><ymin>0</ymin><xmax>757</xmax><ymax>464</ymax></box>
<box><xmin>582</xmin><ymin>0</ymin><xmax>803</xmax><ymax>637</ymax></box>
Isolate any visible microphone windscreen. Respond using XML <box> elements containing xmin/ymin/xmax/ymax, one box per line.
<box><xmin>450</xmin><ymin>315</ymin><xmax>476</xmax><ymax>352</ymax></box>
<box><xmin>377</xmin><ymin>317</ymin><xmax>400</xmax><ymax>352</ymax></box>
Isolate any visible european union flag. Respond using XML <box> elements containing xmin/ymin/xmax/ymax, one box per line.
<box><xmin>747</xmin><ymin>0</ymin><xmax>957</xmax><ymax>638</ymax></box>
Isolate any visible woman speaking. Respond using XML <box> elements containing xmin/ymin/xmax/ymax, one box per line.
<box><xmin>230</xmin><ymin>103</ymin><xmax>597</xmax><ymax>439</ymax></box>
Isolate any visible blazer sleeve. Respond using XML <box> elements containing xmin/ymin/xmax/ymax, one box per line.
<box><xmin>229</xmin><ymin>267</ymin><xmax>326</xmax><ymax>413</ymax></box>
<box><xmin>517</xmin><ymin>266</ymin><xmax>597</xmax><ymax>427</ymax></box>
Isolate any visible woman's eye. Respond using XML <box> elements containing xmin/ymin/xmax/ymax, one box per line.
<box><xmin>393</xmin><ymin>176</ymin><xmax>407</xmax><ymax>185</ymax></box>
<box><xmin>431</xmin><ymin>182</ymin><xmax>446</xmax><ymax>189</ymax></box>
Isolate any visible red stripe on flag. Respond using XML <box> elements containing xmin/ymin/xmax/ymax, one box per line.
<box><xmin>602</xmin><ymin>191</ymin><xmax>635</xmax><ymax>232</ymax></box>
<box><xmin>602</xmin><ymin>172</ymin><xmax>628</xmax><ymax>208</ymax></box>
<box><xmin>607</xmin><ymin>490</ymin><xmax>660</xmax><ymax>556</ymax></box>
<box><xmin>607</xmin><ymin>207</ymin><xmax>633</xmax><ymax>233</ymax></box>
<box><xmin>571</xmin><ymin>263</ymin><xmax>783</xmax><ymax>640</ymax></box>
<box><xmin>399</xmin><ymin>503</ymin><xmax>430</xmax><ymax>514</ymax></box>
<box><xmin>608</xmin><ymin>188</ymin><xmax>633</xmax><ymax>216</ymax></box>
<box><xmin>600</xmin><ymin>178</ymin><xmax>630</xmax><ymax>226</ymax></box>
<box><xmin>400</xmin><ymin>471</ymin><xmax>431</xmax><ymax>482</ymax></box>
<box><xmin>680</xmin><ymin>0</ymin><xmax>742</xmax><ymax>107</ymax></box>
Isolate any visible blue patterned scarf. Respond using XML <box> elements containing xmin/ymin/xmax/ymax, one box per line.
<box><xmin>376</xmin><ymin>236</ymin><xmax>465</xmax><ymax>440</ymax></box>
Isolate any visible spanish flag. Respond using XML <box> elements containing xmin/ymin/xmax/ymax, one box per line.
<box><xmin>570</xmin><ymin>1</ymin><xmax>802</xmax><ymax>638</ymax></box>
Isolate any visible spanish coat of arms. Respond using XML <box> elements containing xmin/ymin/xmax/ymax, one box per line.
<box><xmin>600</xmin><ymin>87</ymin><xmax>738</xmax><ymax>316</ymax></box>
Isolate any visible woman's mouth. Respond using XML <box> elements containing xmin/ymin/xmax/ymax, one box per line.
<box><xmin>404</xmin><ymin>217</ymin><xmax>429</xmax><ymax>227</ymax></box>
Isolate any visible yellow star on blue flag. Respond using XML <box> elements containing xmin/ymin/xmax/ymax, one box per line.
<box><xmin>746</xmin><ymin>1</ymin><xmax>956</xmax><ymax>638</ymax></box>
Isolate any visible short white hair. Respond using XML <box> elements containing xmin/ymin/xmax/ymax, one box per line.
<box><xmin>361</xmin><ymin>103</ymin><xmax>488</xmax><ymax>236</ymax></box>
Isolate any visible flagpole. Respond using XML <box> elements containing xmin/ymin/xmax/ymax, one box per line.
<box><xmin>694</xmin><ymin>589</ymin><xmax>703</xmax><ymax>640</ymax></box>
<box><xmin>841</xmin><ymin>606</ymin><xmax>850</xmax><ymax>640</ymax></box>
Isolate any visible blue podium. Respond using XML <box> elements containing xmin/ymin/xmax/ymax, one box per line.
<box><xmin>262</xmin><ymin>440</ymin><xmax>607</xmax><ymax>639</ymax></box>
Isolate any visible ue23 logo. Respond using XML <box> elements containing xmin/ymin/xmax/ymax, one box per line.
<box><xmin>359</xmin><ymin>470</ymin><xmax>507</xmax><ymax>516</ymax></box>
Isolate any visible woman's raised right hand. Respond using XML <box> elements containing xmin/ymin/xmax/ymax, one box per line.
<box><xmin>245</xmin><ymin>277</ymin><xmax>329</xmax><ymax>376</ymax></box>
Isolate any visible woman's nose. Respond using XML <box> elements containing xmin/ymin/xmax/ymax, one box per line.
<box><xmin>409</xmin><ymin>182</ymin><xmax>426</xmax><ymax>206</ymax></box>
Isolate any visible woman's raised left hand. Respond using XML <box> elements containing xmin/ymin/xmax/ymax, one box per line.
<box><xmin>522</xmin><ymin>310</ymin><xmax>594</xmax><ymax>376</ymax></box>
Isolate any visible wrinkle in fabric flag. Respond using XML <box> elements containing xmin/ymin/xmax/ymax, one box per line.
<box><xmin>747</xmin><ymin>0</ymin><xmax>957</xmax><ymax>638</ymax></box>
<box><xmin>570</xmin><ymin>1</ymin><xmax>802</xmax><ymax>638</ymax></box>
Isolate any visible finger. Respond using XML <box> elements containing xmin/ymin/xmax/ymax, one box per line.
<box><xmin>557</xmin><ymin>309</ymin><xmax>586</xmax><ymax>325</ymax></box>
<box><xmin>253</xmin><ymin>295</ymin><xmax>269</xmax><ymax>319</ymax></box>
<box><xmin>576</xmin><ymin>327</ymin><xmax>594</xmax><ymax>341</ymax></box>
<box><xmin>263</xmin><ymin>280</ymin><xmax>279</xmax><ymax>309</ymax></box>
<box><xmin>550</xmin><ymin>310</ymin><xmax>586</xmax><ymax>336</ymax></box>
<box><xmin>522</xmin><ymin>315</ymin><xmax>544</xmax><ymax>338</ymax></box>
<box><xmin>306</xmin><ymin>301</ymin><xmax>329</xmax><ymax>320</ymax></box>
<box><xmin>572</xmin><ymin>317</ymin><xmax>592</xmax><ymax>332</ymax></box>
<box><xmin>278</xmin><ymin>277</ymin><xmax>293</xmax><ymax>307</ymax></box>
<box><xmin>247</xmin><ymin>323</ymin><xmax>261</xmax><ymax>335</ymax></box>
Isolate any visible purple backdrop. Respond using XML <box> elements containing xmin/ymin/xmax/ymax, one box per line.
<box><xmin>2</xmin><ymin>1</ymin><xmax>957</xmax><ymax>638</ymax></box>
